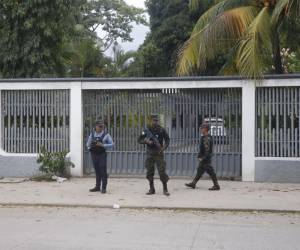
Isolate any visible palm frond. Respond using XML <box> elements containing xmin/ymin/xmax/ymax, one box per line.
<box><xmin>271</xmin><ymin>0</ymin><xmax>290</xmax><ymax>23</ymax></box>
<box><xmin>236</xmin><ymin>7</ymin><xmax>272</xmax><ymax>79</ymax></box>
<box><xmin>189</xmin><ymin>0</ymin><xmax>253</xmax><ymax>13</ymax></box>
<box><xmin>272</xmin><ymin>0</ymin><xmax>300</xmax><ymax>23</ymax></box>
<box><xmin>189</xmin><ymin>0</ymin><xmax>201</xmax><ymax>12</ymax></box>
<box><xmin>191</xmin><ymin>0</ymin><xmax>257</xmax><ymax>32</ymax></box>
<box><xmin>218</xmin><ymin>48</ymin><xmax>238</xmax><ymax>75</ymax></box>
<box><xmin>191</xmin><ymin>1</ymin><xmax>227</xmax><ymax>33</ymax></box>
<box><xmin>177</xmin><ymin>6</ymin><xmax>258</xmax><ymax>76</ymax></box>
<box><xmin>288</xmin><ymin>0</ymin><xmax>300</xmax><ymax>17</ymax></box>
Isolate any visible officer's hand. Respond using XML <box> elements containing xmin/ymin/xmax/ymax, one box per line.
<box><xmin>144</xmin><ymin>139</ymin><xmax>152</xmax><ymax>145</ymax></box>
<box><xmin>96</xmin><ymin>142</ymin><xmax>103</xmax><ymax>147</ymax></box>
<box><xmin>198</xmin><ymin>158</ymin><xmax>203</xmax><ymax>161</ymax></box>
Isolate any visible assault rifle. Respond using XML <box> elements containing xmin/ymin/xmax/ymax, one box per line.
<box><xmin>143</xmin><ymin>129</ymin><xmax>162</xmax><ymax>150</ymax></box>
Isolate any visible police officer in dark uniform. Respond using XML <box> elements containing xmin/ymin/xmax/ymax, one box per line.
<box><xmin>185</xmin><ymin>123</ymin><xmax>220</xmax><ymax>191</ymax></box>
<box><xmin>138</xmin><ymin>114</ymin><xmax>170</xmax><ymax>196</ymax></box>
<box><xmin>87</xmin><ymin>120</ymin><xmax>114</xmax><ymax>193</ymax></box>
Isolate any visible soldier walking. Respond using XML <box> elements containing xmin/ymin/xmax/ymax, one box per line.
<box><xmin>138</xmin><ymin>114</ymin><xmax>170</xmax><ymax>196</ymax></box>
<box><xmin>87</xmin><ymin>120</ymin><xmax>114</xmax><ymax>193</ymax></box>
<box><xmin>185</xmin><ymin>123</ymin><xmax>220</xmax><ymax>191</ymax></box>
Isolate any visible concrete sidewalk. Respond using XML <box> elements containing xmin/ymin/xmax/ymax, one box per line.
<box><xmin>0</xmin><ymin>178</ymin><xmax>300</xmax><ymax>213</ymax></box>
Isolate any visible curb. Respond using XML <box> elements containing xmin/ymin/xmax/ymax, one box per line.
<box><xmin>1</xmin><ymin>203</ymin><xmax>300</xmax><ymax>214</ymax></box>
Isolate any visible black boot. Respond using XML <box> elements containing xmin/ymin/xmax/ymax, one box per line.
<box><xmin>101</xmin><ymin>179</ymin><xmax>107</xmax><ymax>194</ymax></box>
<box><xmin>209</xmin><ymin>175</ymin><xmax>220</xmax><ymax>191</ymax></box>
<box><xmin>89</xmin><ymin>186</ymin><xmax>100</xmax><ymax>192</ymax></box>
<box><xmin>163</xmin><ymin>183</ymin><xmax>170</xmax><ymax>196</ymax></box>
<box><xmin>185</xmin><ymin>182</ymin><xmax>196</xmax><ymax>189</ymax></box>
<box><xmin>185</xmin><ymin>178</ymin><xmax>198</xmax><ymax>189</ymax></box>
<box><xmin>146</xmin><ymin>181</ymin><xmax>155</xmax><ymax>195</ymax></box>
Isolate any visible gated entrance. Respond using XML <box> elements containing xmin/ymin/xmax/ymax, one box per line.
<box><xmin>83</xmin><ymin>88</ymin><xmax>242</xmax><ymax>178</ymax></box>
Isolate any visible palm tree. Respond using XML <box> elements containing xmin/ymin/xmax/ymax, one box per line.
<box><xmin>110</xmin><ymin>45</ymin><xmax>137</xmax><ymax>77</ymax></box>
<box><xmin>177</xmin><ymin>0</ymin><xmax>300</xmax><ymax>78</ymax></box>
<box><xmin>63</xmin><ymin>38</ymin><xmax>107</xmax><ymax>77</ymax></box>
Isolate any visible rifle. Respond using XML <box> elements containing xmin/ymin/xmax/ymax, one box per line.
<box><xmin>143</xmin><ymin>129</ymin><xmax>162</xmax><ymax>150</ymax></box>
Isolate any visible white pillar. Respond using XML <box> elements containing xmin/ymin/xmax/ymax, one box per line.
<box><xmin>69</xmin><ymin>82</ymin><xmax>83</xmax><ymax>176</ymax></box>
<box><xmin>242</xmin><ymin>81</ymin><xmax>256</xmax><ymax>181</ymax></box>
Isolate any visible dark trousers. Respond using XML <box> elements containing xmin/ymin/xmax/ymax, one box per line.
<box><xmin>145</xmin><ymin>153</ymin><xmax>169</xmax><ymax>183</ymax></box>
<box><xmin>91</xmin><ymin>152</ymin><xmax>108</xmax><ymax>189</ymax></box>
<box><xmin>194</xmin><ymin>160</ymin><xmax>218</xmax><ymax>184</ymax></box>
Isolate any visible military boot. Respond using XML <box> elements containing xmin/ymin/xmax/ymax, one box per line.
<box><xmin>146</xmin><ymin>181</ymin><xmax>155</xmax><ymax>195</ymax></box>
<box><xmin>185</xmin><ymin>178</ymin><xmax>198</xmax><ymax>189</ymax></box>
<box><xmin>209</xmin><ymin>175</ymin><xmax>220</xmax><ymax>191</ymax></box>
<box><xmin>163</xmin><ymin>183</ymin><xmax>170</xmax><ymax>196</ymax></box>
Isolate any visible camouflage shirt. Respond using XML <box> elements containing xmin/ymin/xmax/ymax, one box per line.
<box><xmin>198</xmin><ymin>134</ymin><xmax>213</xmax><ymax>162</ymax></box>
<box><xmin>138</xmin><ymin>125</ymin><xmax>170</xmax><ymax>154</ymax></box>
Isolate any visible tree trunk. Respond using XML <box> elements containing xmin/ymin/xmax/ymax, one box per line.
<box><xmin>272</xmin><ymin>30</ymin><xmax>284</xmax><ymax>74</ymax></box>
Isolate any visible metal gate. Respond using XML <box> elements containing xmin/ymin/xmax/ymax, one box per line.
<box><xmin>83</xmin><ymin>88</ymin><xmax>242</xmax><ymax>178</ymax></box>
<box><xmin>1</xmin><ymin>90</ymin><xmax>70</xmax><ymax>153</ymax></box>
<box><xmin>256</xmin><ymin>87</ymin><xmax>300</xmax><ymax>157</ymax></box>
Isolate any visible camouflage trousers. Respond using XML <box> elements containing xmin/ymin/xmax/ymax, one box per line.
<box><xmin>145</xmin><ymin>153</ymin><xmax>169</xmax><ymax>183</ymax></box>
<box><xmin>194</xmin><ymin>160</ymin><xmax>218</xmax><ymax>183</ymax></box>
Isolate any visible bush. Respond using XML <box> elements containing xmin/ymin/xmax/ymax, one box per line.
<box><xmin>36</xmin><ymin>147</ymin><xmax>74</xmax><ymax>178</ymax></box>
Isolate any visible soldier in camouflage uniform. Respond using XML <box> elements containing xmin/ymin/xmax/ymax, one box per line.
<box><xmin>185</xmin><ymin>123</ymin><xmax>220</xmax><ymax>191</ymax></box>
<box><xmin>138</xmin><ymin>114</ymin><xmax>170</xmax><ymax>196</ymax></box>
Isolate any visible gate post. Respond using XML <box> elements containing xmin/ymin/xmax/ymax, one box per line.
<box><xmin>242</xmin><ymin>82</ymin><xmax>256</xmax><ymax>181</ymax></box>
<box><xmin>70</xmin><ymin>82</ymin><xmax>83</xmax><ymax>177</ymax></box>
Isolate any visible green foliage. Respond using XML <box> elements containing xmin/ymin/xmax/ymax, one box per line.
<box><xmin>136</xmin><ymin>0</ymin><xmax>205</xmax><ymax>76</ymax></box>
<box><xmin>139</xmin><ymin>40</ymin><xmax>167</xmax><ymax>77</ymax></box>
<box><xmin>80</xmin><ymin>0</ymin><xmax>147</xmax><ymax>52</ymax></box>
<box><xmin>0</xmin><ymin>0</ymin><xmax>147</xmax><ymax>78</ymax></box>
<box><xmin>36</xmin><ymin>147</ymin><xmax>74</xmax><ymax>177</ymax></box>
<box><xmin>0</xmin><ymin>0</ymin><xmax>76</xmax><ymax>78</ymax></box>
<box><xmin>63</xmin><ymin>37</ymin><xmax>109</xmax><ymax>77</ymax></box>
<box><xmin>177</xmin><ymin>0</ymin><xmax>300</xmax><ymax>78</ymax></box>
<box><xmin>106</xmin><ymin>45</ymin><xmax>137</xmax><ymax>77</ymax></box>
<box><xmin>280</xmin><ymin>48</ymin><xmax>300</xmax><ymax>73</ymax></box>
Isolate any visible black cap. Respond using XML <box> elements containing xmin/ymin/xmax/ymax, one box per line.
<box><xmin>95</xmin><ymin>120</ymin><xmax>104</xmax><ymax>126</ymax></box>
<box><xmin>150</xmin><ymin>114</ymin><xmax>159</xmax><ymax>120</ymax></box>
<box><xmin>200</xmin><ymin>123</ymin><xmax>210</xmax><ymax>130</ymax></box>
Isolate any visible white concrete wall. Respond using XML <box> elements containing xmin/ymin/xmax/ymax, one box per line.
<box><xmin>242</xmin><ymin>82</ymin><xmax>256</xmax><ymax>181</ymax></box>
<box><xmin>0</xmin><ymin>76</ymin><xmax>300</xmax><ymax>180</ymax></box>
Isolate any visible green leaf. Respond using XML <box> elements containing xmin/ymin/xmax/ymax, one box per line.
<box><xmin>236</xmin><ymin>7</ymin><xmax>272</xmax><ymax>79</ymax></box>
<box><xmin>177</xmin><ymin>5</ymin><xmax>258</xmax><ymax>75</ymax></box>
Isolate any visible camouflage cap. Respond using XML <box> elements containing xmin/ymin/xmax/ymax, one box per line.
<box><xmin>200</xmin><ymin>123</ymin><xmax>210</xmax><ymax>130</ymax></box>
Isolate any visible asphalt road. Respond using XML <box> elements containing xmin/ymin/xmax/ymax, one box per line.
<box><xmin>0</xmin><ymin>206</ymin><xmax>299</xmax><ymax>250</ymax></box>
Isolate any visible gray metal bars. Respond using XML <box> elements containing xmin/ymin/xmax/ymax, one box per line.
<box><xmin>83</xmin><ymin>88</ymin><xmax>242</xmax><ymax>177</ymax></box>
<box><xmin>1</xmin><ymin>90</ymin><xmax>70</xmax><ymax>153</ymax></box>
<box><xmin>256</xmin><ymin>87</ymin><xmax>300</xmax><ymax>157</ymax></box>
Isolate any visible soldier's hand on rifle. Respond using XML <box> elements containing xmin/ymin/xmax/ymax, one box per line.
<box><xmin>159</xmin><ymin>145</ymin><xmax>165</xmax><ymax>154</ymax></box>
<box><xmin>144</xmin><ymin>139</ymin><xmax>153</xmax><ymax>145</ymax></box>
<box><xmin>96</xmin><ymin>142</ymin><xmax>104</xmax><ymax>147</ymax></box>
<box><xmin>198</xmin><ymin>158</ymin><xmax>203</xmax><ymax>161</ymax></box>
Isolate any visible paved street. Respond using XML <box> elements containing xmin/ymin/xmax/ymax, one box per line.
<box><xmin>0</xmin><ymin>206</ymin><xmax>299</xmax><ymax>250</ymax></box>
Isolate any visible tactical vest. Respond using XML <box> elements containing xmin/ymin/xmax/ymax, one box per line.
<box><xmin>90</xmin><ymin>131</ymin><xmax>107</xmax><ymax>154</ymax></box>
